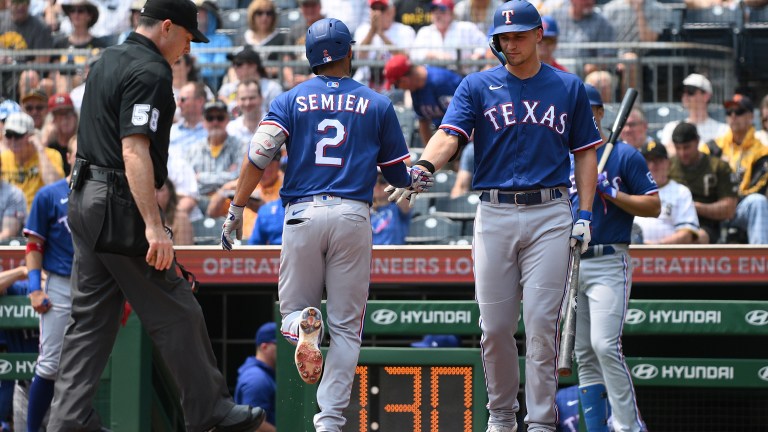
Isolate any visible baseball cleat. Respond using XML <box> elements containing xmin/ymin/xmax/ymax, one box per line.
<box><xmin>295</xmin><ymin>307</ymin><xmax>323</xmax><ymax>384</ymax></box>
<box><xmin>485</xmin><ymin>424</ymin><xmax>517</xmax><ymax>432</ymax></box>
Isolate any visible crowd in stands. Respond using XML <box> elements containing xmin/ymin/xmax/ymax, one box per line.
<box><xmin>0</xmin><ymin>0</ymin><xmax>767</xmax><ymax>249</ymax></box>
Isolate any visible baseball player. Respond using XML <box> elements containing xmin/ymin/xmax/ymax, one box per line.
<box><xmin>382</xmin><ymin>54</ymin><xmax>463</xmax><ymax>146</ymax></box>
<box><xmin>23</xmin><ymin>136</ymin><xmax>76</xmax><ymax>432</ymax></box>
<box><xmin>570</xmin><ymin>84</ymin><xmax>660</xmax><ymax>432</ymax></box>
<box><xmin>387</xmin><ymin>2</ymin><xmax>600</xmax><ymax>431</ymax></box>
<box><xmin>221</xmin><ymin>18</ymin><xmax>433</xmax><ymax>432</ymax></box>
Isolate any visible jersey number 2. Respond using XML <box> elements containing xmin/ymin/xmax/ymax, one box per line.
<box><xmin>315</xmin><ymin>119</ymin><xmax>346</xmax><ymax>167</ymax></box>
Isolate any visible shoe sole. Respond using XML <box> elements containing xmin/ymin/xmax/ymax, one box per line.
<box><xmin>209</xmin><ymin>408</ymin><xmax>266</xmax><ymax>432</ymax></box>
<box><xmin>295</xmin><ymin>307</ymin><xmax>323</xmax><ymax>384</ymax></box>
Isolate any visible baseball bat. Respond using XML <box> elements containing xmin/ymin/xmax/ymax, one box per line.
<box><xmin>557</xmin><ymin>244</ymin><xmax>581</xmax><ymax>377</ymax></box>
<box><xmin>597</xmin><ymin>88</ymin><xmax>639</xmax><ymax>173</ymax></box>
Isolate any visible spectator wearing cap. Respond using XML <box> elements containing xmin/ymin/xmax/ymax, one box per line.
<box><xmin>634</xmin><ymin>141</ymin><xmax>701</xmax><ymax>244</ymax></box>
<box><xmin>52</xmin><ymin>0</ymin><xmax>108</xmax><ymax>93</ymax></box>
<box><xmin>0</xmin><ymin>112</ymin><xmax>64</xmax><ymax>211</ymax></box>
<box><xmin>117</xmin><ymin>0</ymin><xmax>146</xmax><ymax>44</ymax></box>
<box><xmin>226</xmin><ymin>79</ymin><xmax>264</xmax><ymax>145</ymax></box>
<box><xmin>170</xmin><ymin>81</ymin><xmax>208</xmax><ymax>153</ymax></box>
<box><xmin>243</xmin><ymin>0</ymin><xmax>287</xmax><ymax>78</ymax></box>
<box><xmin>284</xmin><ymin>0</ymin><xmax>325</xmax><ymax>88</ymax></box>
<box><xmin>549</xmin><ymin>0</ymin><xmax>616</xmax><ymax>76</ymax></box>
<box><xmin>42</xmin><ymin>93</ymin><xmax>78</xmax><ymax>175</ymax></box>
<box><xmin>668</xmin><ymin>122</ymin><xmax>737</xmax><ymax>243</ymax></box>
<box><xmin>186</xmin><ymin>100</ymin><xmax>242</xmax><ymax>210</ymax></box>
<box><xmin>190</xmin><ymin>0</ymin><xmax>233</xmax><ymax>91</ymax></box>
<box><xmin>0</xmin><ymin>99</ymin><xmax>22</xmax><ymax>137</ymax></box>
<box><xmin>537</xmin><ymin>15</ymin><xmax>567</xmax><ymax>72</ymax></box>
<box><xmin>235</xmin><ymin>322</ymin><xmax>277</xmax><ymax>431</ymax></box>
<box><xmin>0</xmin><ymin>0</ymin><xmax>54</xmax><ymax>67</ymax></box>
<box><xmin>701</xmin><ymin>94</ymin><xmax>768</xmax><ymax>244</ymax></box>
<box><xmin>218</xmin><ymin>47</ymin><xmax>283</xmax><ymax>116</ymax></box>
<box><xmin>453</xmin><ymin>0</ymin><xmax>502</xmax><ymax>36</ymax></box>
<box><xmin>410</xmin><ymin>0</ymin><xmax>486</xmax><ymax>73</ymax></box>
<box><xmin>659</xmin><ymin>73</ymin><xmax>728</xmax><ymax>156</ymax></box>
<box><xmin>620</xmin><ymin>106</ymin><xmax>657</xmax><ymax>150</ymax></box>
<box><xmin>383</xmin><ymin>54</ymin><xmax>462</xmax><ymax>146</ymax></box>
<box><xmin>411</xmin><ymin>334</ymin><xmax>461</xmax><ymax>348</ymax></box>
<box><xmin>321</xmin><ymin>0</ymin><xmax>370</xmax><ymax>34</ymax></box>
<box><xmin>352</xmin><ymin>0</ymin><xmax>416</xmax><ymax>90</ymax></box>
<box><xmin>21</xmin><ymin>89</ymin><xmax>48</xmax><ymax>131</ymax></box>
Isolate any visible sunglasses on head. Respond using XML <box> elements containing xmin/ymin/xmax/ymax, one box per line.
<box><xmin>726</xmin><ymin>108</ymin><xmax>748</xmax><ymax>117</ymax></box>
<box><xmin>253</xmin><ymin>10</ymin><xmax>275</xmax><ymax>16</ymax></box>
<box><xmin>682</xmin><ymin>86</ymin><xmax>701</xmax><ymax>96</ymax></box>
<box><xmin>205</xmin><ymin>113</ymin><xmax>227</xmax><ymax>122</ymax></box>
<box><xmin>5</xmin><ymin>131</ymin><xmax>25</xmax><ymax>140</ymax></box>
<box><xmin>24</xmin><ymin>104</ymin><xmax>45</xmax><ymax>112</ymax></box>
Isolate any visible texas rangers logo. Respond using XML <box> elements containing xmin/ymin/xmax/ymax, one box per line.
<box><xmin>323</xmin><ymin>49</ymin><xmax>332</xmax><ymax>64</ymax></box>
<box><xmin>501</xmin><ymin>9</ymin><xmax>515</xmax><ymax>23</ymax></box>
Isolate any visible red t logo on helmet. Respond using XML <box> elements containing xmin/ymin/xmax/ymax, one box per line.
<box><xmin>501</xmin><ymin>9</ymin><xmax>515</xmax><ymax>24</ymax></box>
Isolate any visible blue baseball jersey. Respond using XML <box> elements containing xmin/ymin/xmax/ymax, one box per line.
<box><xmin>371</xmin><ymin>202</ymin><xmax>410</xmax><ymax>245</ymax></box>
<box><xmin>23</xmin><ymin>179</ymin><xmax>73</xmax><ymax>276</ymax></box>
<box><xmin>412</xmin><ymin>66</ymin><xmax>463</xmax><ymax>127</ymax></box>
<box><xmin>570</xmin><ymin>141</ymin><xmax>658</xmax><ymax>244</ymax></box>
<box><xmin>247</xmin><ymin>199</ymin><xmax>285</xmax><ymax>246</ymax></box>
<box><xmin>262</xmin><ymin>76</ymin><xmax>409</xmax><ymax>206</ymax></box>
<box><xmin>440</xmin><ymin>64</ymin><xmax>601</xmax><ymax>190</ymax></box>
<box><xmin>555</xmin><ymin>385</ymin><xmax>580</xmax><ymax>432</ymax></box>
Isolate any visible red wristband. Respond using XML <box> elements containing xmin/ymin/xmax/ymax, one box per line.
<box><xmin>25</xmin><ymin>241</ymin><xmax>44</xmax><ymax>255</ymax></box>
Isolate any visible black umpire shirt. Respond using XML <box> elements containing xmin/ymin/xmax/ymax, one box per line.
<box><xmin>77</xmin><ymin>32</ymin><xmax>175</xmax><ymax>188</ymax></box>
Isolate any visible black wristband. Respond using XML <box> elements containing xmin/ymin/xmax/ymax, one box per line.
<box><xmin>413</xmin><ymin>159</ymin><xmax>436</xmax><ymax>174</ymax></box>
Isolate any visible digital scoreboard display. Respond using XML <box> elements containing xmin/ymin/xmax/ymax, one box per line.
<box><xmin>277</xmin><ymin>348</ymin><xmax>489</xmax><ymax>432</ymax></box>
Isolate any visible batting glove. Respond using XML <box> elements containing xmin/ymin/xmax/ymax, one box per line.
<box><xmin>570</xmin><ymin>210</ymin><xmax>592</xmax><ymax>254</ymax></box>
<box><xmin>597</xmin><ymin>172</ymin><xmax>618</xmax><ymax>199</ymax></box>
<box><xmin>221</xmin><ymin>203</ymin><xmax>245</xmax><ymax>251</ymax></box>
<box><xmin>384</xmin><ymin>166</ymin><xmax>435</xmax><ymax>208</ymax></box>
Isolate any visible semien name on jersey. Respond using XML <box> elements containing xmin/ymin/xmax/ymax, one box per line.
<box><xmin>296</xmin><ymin>93</ymin><xmax>370</xmax><ymax>114</ymax></box>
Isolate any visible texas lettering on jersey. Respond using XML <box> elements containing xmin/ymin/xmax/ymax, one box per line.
<box><xmin>483</xmin><ymin>100</ymin><xmax>568</xmax><ymax>134</ymax></box>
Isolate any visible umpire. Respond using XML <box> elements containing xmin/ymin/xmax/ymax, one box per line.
<box><xmin>47</xmin><ymin>0</ymin><xmax>265</xmax><ymax>430</ymax></box>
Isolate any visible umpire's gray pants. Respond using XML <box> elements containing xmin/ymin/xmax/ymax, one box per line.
<box><xmin>47</xmin><ymin>180</ymin><xmax>234</xmax><ymax>432</ymax></box>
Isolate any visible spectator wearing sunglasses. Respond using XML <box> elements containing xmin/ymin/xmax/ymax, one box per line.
<box><xmin>52</xmin><ymin>0</ymin><xmax>109</xmax><ymax>93</ymax></box>
<box><xmin>701</xmin><ymin>94</ymin><xmax>768</xmax><ymax>244</ymax></box>
<box><xmin>218</xmin><ymin>47</ymin><xmax>283</xmax><ymax>117</ymax></box>
<box><xmin>0</xmin><ymin>112</ymin><xmax>64</xmax><ymax>211</ymax></box>
<box><xmin>20</xmin><ymin>89</ymin><xmax>48</xmax><ymax>131</ymax></box>
<box><xmin>659</xmin><ymin>73</ymin><xmax>728</xmax><ymax>157</ymax></box>
<box><xmin>243</xmin><ymin>0</ymin><xmax>287</xmax><ymax>79</ymax></box>
<box><xmin>190</xmin><ymin>0</ymin><xmax>232</xmax><ymax>92</ymax></box>
<box><xmin>186</xmin><ymin>100</ymin><xmax>242</xmax><ymax>213</ymax></box>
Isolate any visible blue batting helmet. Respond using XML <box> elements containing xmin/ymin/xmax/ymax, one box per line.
<box><xmin>491</xmin><ymin>0</ymin><xmax>542</xmax><ymax>36</ymax></box>
<box><xmin>305</xmin><ymin>18</ymin><xmax>355</xmax><ymax>74</ymax></box>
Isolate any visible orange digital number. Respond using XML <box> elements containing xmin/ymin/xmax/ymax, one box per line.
<box><xmin>430</xmin><ymin>367</ymin><xmax>473</xmax><ymax>432</ymax></box>
<box><xmin>383</xmin><ymin>366</ymin><xmax>422</xmax><ymax>432</ymax></box>
<box><xmin>355</xmin><ymin>366</ymin><xmax>368</xmax><ymax>432</ymax></box>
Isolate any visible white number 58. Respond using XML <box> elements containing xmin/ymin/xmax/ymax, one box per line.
<box><xmin>132</xmin><ymin>104</ymin><xmax>159</xmax><ymax>132</ymax></box>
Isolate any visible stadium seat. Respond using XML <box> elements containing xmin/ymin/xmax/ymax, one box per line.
<box><xmin>193</xmin><ymin>217</ymin><xmax>226</xmax><ymax>246</ymax></box>
<box><xmin>410</xmin><ymin>194</ymin><xmax>434</xmax><ymax>219</ymax></box>
<box><xmin>681</xmin><ymin>6</ymin><xmax>744</xmax><ymax>50</ymax></box>
<box><xmin>405</xmin><ymin>215</ymin><xmax>462</xmax><ymax>244</ymax></box>
<box><xmin>643</xmin><ymin>103</ymin><xmax>687</xmax><ymax>137</ymax></box>
<box><xmin>395</xmin><ymin>106</ymin><xmax>417</xmax><ymax>148</ymax></box>
<box><xmin>431</xmin><ymin>193</ymin><xmax>480</xmax><ymax>221</ymax></box>
<box><xmin>746</xmin><ymin>5</ymin><xmax>768</xmax><ymax>24</ymax></box>
<box><xmin>220</xmin><ymin>8</ymin><xmax>248</xmax><ymax>30</ymax></box>
<box><xmin>277</xmin><ymin>8</ymin><xmax>302</xmax><ymax>31</ymax></box>
<box><xmin>418</xmin><ymin>170</ymin><xmax>456</xmax><ymax>199</ymax></box>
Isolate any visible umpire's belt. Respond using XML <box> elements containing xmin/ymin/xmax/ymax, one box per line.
<box><xmin>479</xmin><ymin>187</ymin><xmax>564</xmax><ymax>205</ymax></box>
<box><xmin>582</xmin><ymin>245</ymin><xmax>616</xmax><ymax>259</ymax></box>
<box><xmin>84</xmin><ymin>165</ymin><xmax>125</xmax><ymax>183</ymax></box>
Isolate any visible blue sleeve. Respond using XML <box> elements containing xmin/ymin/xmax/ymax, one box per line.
<box><xmin>247</xmin><ymin>218</ymin><xmax>263</xmax><ymax>245</ymax></box>
<box><xmin>440</xmin><ymin>76</ymin><xmax>473</xmax><ymax>141</ymax></box>
<box><xmin>624</xmin><ymin>148</ymin><xmax>659</xmax><ymax>196</ymax></box>
<box><xmin>234</xmin><ymin>372</ymin><xmax>274</xmax><ymax>418</ymax></box>
<box><xmin>25</xmin><ymin>188</ymin><xmax>51</xmax><ymax>240</ymax></box>
<box><xmin>569</xmin><ymin>82</ymin><xmax>602</xmax><ymax>152</ymax></box>
<box><xmin>381</xmin><ymin>162</ymin><xmax>411</xmax><ymax>188</ymax></box>
<box><xmin>377</xmin><ymin>102</ymin><xmax>409</xmax><ymax>167</ymax></box>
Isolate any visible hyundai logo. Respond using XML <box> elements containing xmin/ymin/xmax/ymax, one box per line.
<box><xmin>631</xmin><ymin>364</ymin><xmax>658</xmax><ymax>380</ymax></box>
<box><xmin>370</xmin><ymin>309</ymin><xmax>398</xmax><ymax>325</ymax></box>
<box><xmin>625</xmin><ymin>309</ymin><xmax>646</xmax><ymax>325</ymax></box>
<box><xmin>745</xmin><ymin>310</ymin><xmax>768</xmax><ymax>326</ymax></box>
<box><xmin>759</xmin><ymin>366</ymin><xmax>768</xmax><ymax>382</ymax></box>
<box><xmin>0</xmin><ymin>360</ymin><xmax>11</xmax><ymax>375</ymax></box>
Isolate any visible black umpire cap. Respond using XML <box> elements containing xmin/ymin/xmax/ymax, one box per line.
<box><xmin>140</xmin><ymin>0</ymin><xmax>209</xmax><ymax>43</ymax></box>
